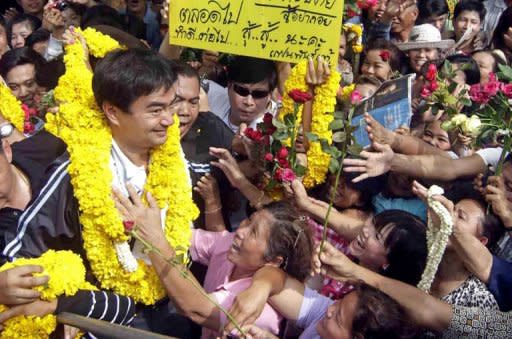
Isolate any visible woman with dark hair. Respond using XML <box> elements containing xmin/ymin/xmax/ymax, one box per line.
<box><xmin>293</xmin><ymin>178</ymin><xmax>427</xmax><ymax>299</ymax></box>
<box><xmin>360</xmin><ymin>38</ymin><xmax>403</xmax><ymax>82</ymax></box>
<box><xmin>491</xmin><ymin>7</ymin><xmax>512</xmax><ymax>63</ymax></box>
<box><xmin>236</xmin><ymin>281</ymin><xmax>417</xmax><ymax>339</ymax></box>
<box><xmin>0</xmin><ymin>16</ymin><xmax>8</xmax><ymax>57</ymax></box>
<box><xmin>113</xmin><ymin>188</ymin><xmax>314</xmax><ymax>339</ymax></box>
<box><xmin>472</xmin><ymin>49</ymin><xmax>509</xmax><ymax>85</ymax></box>
<box><xmin>7</xmin><ymin>13</ymin><xmax>41</xmax><ymax>49</ymax></box>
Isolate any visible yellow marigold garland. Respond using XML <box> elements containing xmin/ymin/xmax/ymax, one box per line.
<box><xmin>46</xmin><ymin>29</ymin><xmax>198</xmax><ymax>304</ymax></box>
<box><xmin>281</xmin><ymin>61</ymin><xmax>340</xmax><ymax>188</ymax></box>
<box><xmin>0</xmin><ymin>84</ymin><xmax>24</xmax><ymax>131</ymax></box>
<box><xmin>0</xmin><ymin>250</ymin><xmax>95</xmax><ymax>339</ymax></box>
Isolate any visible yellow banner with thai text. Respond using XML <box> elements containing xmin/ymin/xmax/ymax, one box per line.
<box><xmin>169</xmin><ymin>0</ymin><xmax>344</xmax><ymax>65</ymax></box>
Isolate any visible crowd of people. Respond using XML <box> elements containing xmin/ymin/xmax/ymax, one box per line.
<box><xmin>0</xmin><ymin>0</ymin><xmax>511</xmax><ymax>338</ymax></box>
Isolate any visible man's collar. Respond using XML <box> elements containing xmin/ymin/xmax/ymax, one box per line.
<box><xmin>111</xmin><ymin>139</ymin><xmax>146</xmax><ymax>182</ymax></box>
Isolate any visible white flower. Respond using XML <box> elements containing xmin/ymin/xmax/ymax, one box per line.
<box><xmin>115</xmin><ymin>241</ymin><xmax>138</xmax><ymax>272</ymax></box>
<box><xmin>461</xmin><ymin>115</ymin><xmax>481</xmax><ymax>137</ymax></box>
<box><xmin>451</xmin><ymin>114</ymin><xmax>467</xmax><ymax>126</ymax></box>
<box><xmin>441</xmin><ymin>120</ymin><xmax>454</xmax><ymax>131</ymax></box>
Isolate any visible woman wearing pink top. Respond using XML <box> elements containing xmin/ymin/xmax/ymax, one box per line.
<box><xmin>114</xmin><ymin>187</ymin><xmax>313</xmax><ymax>339</ymax></box>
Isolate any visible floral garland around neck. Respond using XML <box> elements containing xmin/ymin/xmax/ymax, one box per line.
<box><xmin>417</xmin><ymin>185</ymin><xmax>454</xmax><ymax>292</ymax></box>
<box><xmin>0</xmin><ymin>84</ymin><xmax>25</xmax><ymax>132</ymax></box>
<box><xmin>0</xmin><ymin>250</ymin><xmax>95</xmax><ymax>339</ymax></box>
<box><xmin>280</xmin><ymin>60</ymin><xmax>341</xmax><ymax>188</ymax></box>
<box><xmin>45</xmin><ymin>28</ymin><xmax>199</xmax><ymax>305</ymax></box>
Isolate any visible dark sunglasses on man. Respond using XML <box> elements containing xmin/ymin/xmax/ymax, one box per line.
<box><xmin>232</xmin><ymin>83</ymin><xmax>270</xmax><ymax>99</ymax></box>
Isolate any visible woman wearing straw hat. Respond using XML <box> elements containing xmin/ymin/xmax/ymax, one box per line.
<box><xmin>396</xmin><ymin>24</ymin><xmax>455</xmax><ymax>74</ymax></box>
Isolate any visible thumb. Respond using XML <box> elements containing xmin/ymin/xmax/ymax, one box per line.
<box><xmin>239</xmin><ymin>123</ymin><xmax>248</xmax><ymax>135</ymax></box>
<box><xmin>371</xmin><ymin>141</ymin><xmax>387</xmax><ymax>152</ymax></box>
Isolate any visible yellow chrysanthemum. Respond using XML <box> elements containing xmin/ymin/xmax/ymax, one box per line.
<box><xmin>45</xmin><ymin>27</ymin><xmax>198</xmax><ymax>305</ymax></box>
<box><xmin>281</xmin><ymin>60</ymin><xmax>340</xmax><ymax>188</ymax></box>
<box><xmin>0</xmin><ymin>250</ymin><xmax>94</xmax><ymax>339</ymax></box>
<box><xmin>0</xmin><ymin>85</ymin><xmax>24</xmax><ymax>131</ymax></box>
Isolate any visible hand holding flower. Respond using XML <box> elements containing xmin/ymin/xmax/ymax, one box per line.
<box><xmin>112</xmin><ymin>185</ymin><xmax>169</xmax><ymax>253</ymax></box>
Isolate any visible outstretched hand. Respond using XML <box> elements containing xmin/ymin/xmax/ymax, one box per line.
<box><xmin>342</xmin><ymin>142</ymin><xmax>394</xmax><ymax>182</ymax></box>
<box><xmin>210</xmin><ymin>147</ymin><xmax>246</xmax><ymax>189</ymax></box>
<box><xmin>312</xmin><ymin>242</ymin><xmax>358</xmax><ymax>282</ymax></box>
<box><xmin>306</xmin><ymin>56</ymin><xmax>331</xmax><ymax>88</ymax></box>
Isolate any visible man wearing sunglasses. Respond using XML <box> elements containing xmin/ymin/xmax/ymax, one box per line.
<box><xmin>207</xmin><ymin>55</ymin><xmax>277</xmax><ymax>134</ymax></box>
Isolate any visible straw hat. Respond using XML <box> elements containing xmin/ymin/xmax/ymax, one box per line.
<box><xmin>396</xmin><ymin>24</ymin><xmax>455</xmax><ymax>51</ymax></box>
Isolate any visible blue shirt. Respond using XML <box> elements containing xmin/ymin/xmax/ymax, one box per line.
<box><xmin>372</xmin><ymin>193</ymin><xmax>428</xmax><ymax>222</ymax></box>
<box><xmin>488</xmin><ymin>255</ymin><xmax>512</xmax><ymax>312</ymax></box>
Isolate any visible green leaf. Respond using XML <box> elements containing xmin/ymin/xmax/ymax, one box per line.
<box><xmin>320</xmin><ymin>139</ymin><xmax>331</xmax><ymax>153</ymax></box>
<box><xmin>272</xmin><ymin>129</ymin><xmax>288</xmax><ymax>141</ymax></box>
<box><xmin>333</xmin><ymin>111</ymin><xmax>345</xmax><ymax>119</ymax></box>
<box><xmin>266</xmin><ymin>178</ymin><xmax>278</xmax><ymax>190</ymax></box>
<box><xmin>347</xmin><ymin>143</ymin><xmax>363</xmax><ymax>156</ymax></box>
<box><xmin>306</xmin><ymin>132</ymin><xmax>319</xmax><ymax>142</ymax></box>
<box><xmin>459</xmin><ymin>97</ymin><xmax>472</xmax><ymax>107</ymax></box>
<box><xmin>497</xmin><ymin>64</ymin><xmax>512</xmax><ymax>82</ymax></box>
<box><xmin>329</xmin><ymin>119</ymin><xmax>344</xmax><ymax>131</ymax></box>
<box><xmin>447</xmin><ymin>82</ymin><xmax>457</xmax><ymax>94</ymax></box>
<box><xmin>272</xmin><ymin>118</ymin><xmax>286</xmax><ymax>129</ymax></box>
<box><xmin>294</xmin><ymin>164</ymin><xmax>307</xmax><ymax>176</ymax></box>
<box><xmin>332</xmin><ymin>131</ymin><xmax>347</xmax><ymax>143</ymax></box>
<box><xmin>284</xmin><ymin>113</ymin><xmax>295</xmax><ymax>126</ymax></box>
<box><xmin>329</xmin><ymin>158</ymin><xmax>340</xmax><ymax>174</ymax></box>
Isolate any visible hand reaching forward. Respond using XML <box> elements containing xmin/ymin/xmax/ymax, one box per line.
<box><xmin>342</xmin><ymin>142</ymin><xmax>394</xmax><ymax>182</ymax></box>
<box><xmin>312</xmin><ymin>242</ymin><xmax>359</xmax><ymax>282</ymax></box>
<box><xmin>210</xmin><ymin>147</ymin><xmax>246</xmax><ymax>189</ymax></box>
<box><xmin>485</xmin><ymin>176</ymin><xmax>512</xmax><ymax>228</ymax></box>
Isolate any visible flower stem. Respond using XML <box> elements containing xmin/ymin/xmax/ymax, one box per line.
<box><xmin>130</xmin><ymin>231</ymin><xmax>246</xmax><ymax>336</ymax></box>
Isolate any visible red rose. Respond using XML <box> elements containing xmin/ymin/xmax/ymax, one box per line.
<box><xmin>426</xmin><ymin>64</ymin><xmax>437</xmax><ymax>82</ymax></box>
<box><xmin>483</xmin><ymin>80</ymin><xmax>500</xmax><ymax>98</ymax></box>
<box><xmin>263</xmin><ymin>135</ymin><xmax>271</xmax><ymax>145</ymax></box>
<box><xmin>123</xmin><ymin>220</ymin><xmax>135</xmax><ymax>233</ymax></box>
<box><xmin>277</xmin><ymin>146</ymin><xmax>289</xmax><ymax>159</ymax></box>
<box><xmin>501</xmin><ymin>83</ymin><xmax>512</xmax><ymax>98</ymax></box>
<box><xmin>281</xmin><ymin>168</ymin><xmax>297</xmax><ymax>183</ymax></box>
<box><xmin>263</xmin><ymin>113</ymin><xmax>273</xmax><ymax>127</ymax></box>
<box><xmin>350</xmin><ymin>90</ymin><xmax>363</xmax><ymax>105</ymax></box>
<box><xmin>23</xmin><ymin>121</ymin><xmax>34</xmax><ymax>134</ymax></box>
<box><xmin>274</xmin><ymin>168</ymin><xmax>283</xmax><ymax>181</ymax></box>
<box><xmin>357</xmin><ymin>0</ymin><xmax>378</xmax><ymax>9</ymax></box>
<box><xmin>469</xmin><ymin>84</ymin><xmax>490</xmax><ymax>104</ymax></box>
<box><xmin>379</xmin><ymin>50</ymin><xmax>390</xmax><ymax>62</ymax></box>
<box><xmin>244</xmin><ymin>127</ymin><xmax>264</xmax><ymax>142</ymax></box>
<box><xmin>429</xmin><ymin>80</ymin><xmax>439</xmax><ymax>92</ymax></box>
<box><xmin>264</xmin><ymin>153</ymin><xmax>274</xmax><ymax>162</ymax></box>
<box><xmin>288</xmin><ymin>89</ymin><xmax>313</xmax><ymax>104</ymax></box>
<box><xmin>421</xmin><ymin>87</ymin><xmax>432</xmax><ymax>98</ymax></box>
<box><xmin>278</xmin><ymin>158</ymin><xmax>290</xmax><ymax>168</ymax></box>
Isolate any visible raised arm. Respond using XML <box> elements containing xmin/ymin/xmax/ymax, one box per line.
<box><xmin>113</xmin><ymin>186</ymin><xmax>221</xmax><ymax>330</ymax></box>
<box><xmin>343</xmin><ymin>143</ymin><xmax>487</xmax><ymax>183</ymax></box>
<box><xmin>315</xmin><ymin>241</ymin><xmax>452</xmax><ymax>332</ymax></box>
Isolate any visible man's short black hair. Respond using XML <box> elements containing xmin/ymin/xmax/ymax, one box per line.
<box><xmin>25</xmin><ymin>28</ymin><xmax>50</xmax><ymax>48</ymax></box>
<box><xmin>418</xmin><ymin>0</ymin><xmax>449</xmax><ymax>22</ymax></box>
<box><xmin>446</xmin><ymin>54</ymin><xmax>481</xmax><ymax>85</ymax></box>
<box><xmin>172</xmin><ymin>61</ymin><xmax>200</xmax><ymax>82</ymax></box>
<box><xmin>92</xmin><ymin>48</ymin><xmax>177</xmax><ymax>112</ymax></box>
<box><xmin>227</xmin><ymin>56</ymin><xmax>277</xmax><ymax>90</ymax></box>
<box><xmin>453</xmin><ymin>0</ymin><xmax>487</xmax><ymax>22</ymax></box>
<box><xmin>80</xmin><ymin>5</ymin><xmax>125</xmax><ymax>31</ymax></box>
<box><xmin>0</xmin><ymin>16</ymin><xmax>6</xmax><ymax>31</ymax></box>
<box><xmin>0</xmin><ymin>46</ymin><xmax>45</xmax><ymax>79</ymax></box>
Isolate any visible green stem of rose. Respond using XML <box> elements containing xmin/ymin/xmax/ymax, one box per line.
<box><xmin>320</xmin><ymin>107</ymin><xmax>355</xmax><ymax>253</ymax></box>
<box><xmin>130</xmin><ymin>230</ymin><xmax>246</xmax><ymax>336</ymax></box>
<box><xmin>290</xmin><ymin>103</ymin><xmax>299</xmax><ymax>169</ymax></box>
<box><xmin>495</xmin><ymin>134</ymin><xmax>511</xmax><ymax>176</ymax></box>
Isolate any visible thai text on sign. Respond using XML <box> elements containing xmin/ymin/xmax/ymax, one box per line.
<box><xmin>169</xmin><ymin>0</ymin><xmax>344</xmax><ymax>65</ymax></box>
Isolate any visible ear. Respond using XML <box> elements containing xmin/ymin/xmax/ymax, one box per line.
<box><xmin>1</xmin><ymin>139</ymin><xmax>12</xmax><ymax>164</ymax></box>
<box><xmin>102</xmin><ymin>101</ymin><xmax>122</xmax><ymax>127</ymax></box>
<box><xmin>411</xmin><ymin>7</ymin><xmax>419</xmax><ymax>20</ymax></box>
<box><xmin>478</xmin><ymin>236</ymin><xmax>489</xmax><ymax>247</ymax></box>
<box><xmin>265</xmin><ymin>256</ymin><xmax>284</xmax><ymax>268</ymax></box>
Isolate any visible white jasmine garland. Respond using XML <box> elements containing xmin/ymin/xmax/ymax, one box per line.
<box><xmin>115</xmin><ymin>241</ymin><xmax>138</xmax><ymax>272</ymax></box>
<box><xmin>417</xmin><ymin>185</ymin><xmax>453</xmax><ymax>292</ymax></box>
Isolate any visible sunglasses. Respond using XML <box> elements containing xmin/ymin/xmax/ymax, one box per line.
<box><xmin>232</xmin><ymin>84</ymin><xmax>270</xmax><ymax>99</ymax></box>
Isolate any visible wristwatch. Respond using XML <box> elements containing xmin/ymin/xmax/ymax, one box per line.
<box><xmin>0</xmin><ymin>122</ymin><xmax>14</xmax><ymax>138</ymax></box>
